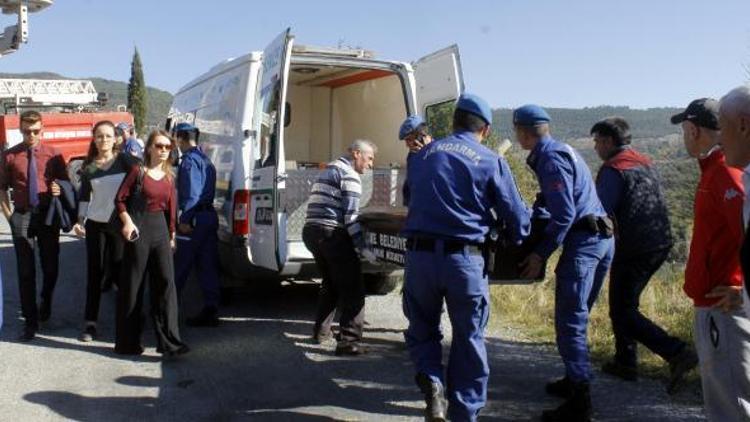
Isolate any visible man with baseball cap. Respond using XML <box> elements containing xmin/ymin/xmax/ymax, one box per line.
<box><xmin>674</xmin><ymin>96</ymin><xmax>750</xmax><ymax>421</ymax></box>
<box><xmin>402</xmin><ymin>93</ymin><xmax>530</xmax><ymax>420</ymax></box>
<box><xmin>514</xmin><ymin>104</ymin><xmax>614</xmax><ymax>422</ymax></box>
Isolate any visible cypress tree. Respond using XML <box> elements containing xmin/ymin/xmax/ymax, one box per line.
<box><xmin>127</xmin><ymin>47</ymin><xmax>148</xmax><ymax>136</ymax></box>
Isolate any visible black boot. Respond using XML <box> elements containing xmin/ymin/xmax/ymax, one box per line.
<box><xmin>415</xmin><ymin>373</ymin><xmax>447</xmax><ymax>421</ymax></box>
<box><xmin>542</xmin><ymin>381</ymin><xmax>592</xmax><ymax>422</ymax></box>
<box><xmin>545</xmin><ymin>376</ymin><xmax>574</xmax><ymax>399</ymax></box>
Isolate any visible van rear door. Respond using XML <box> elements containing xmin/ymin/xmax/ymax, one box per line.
<box><xmin>248</xmin><ymin>28</ymin><xmax>294</xmax><ymax>272</ymax></box>
<box><xmin>413</xmin><ymin>45</ymin><xmax>464</xmax><ymax>133</ymax></box>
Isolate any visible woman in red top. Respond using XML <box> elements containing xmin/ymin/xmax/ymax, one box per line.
<box><xmin>114</xmin><ymin>130</ymin><xmax>188</xmax><ymax>356</ymax></box>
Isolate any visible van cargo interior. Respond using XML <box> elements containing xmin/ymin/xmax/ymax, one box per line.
<box><xmin>282</xmin><ymin>64</ymin><xmax>408</xmax><ymax>247</ymax></box>
<box><xmin>284</xmin><ymin>64</ymin><xmax>407</xmax><ymax>168</ymax></box>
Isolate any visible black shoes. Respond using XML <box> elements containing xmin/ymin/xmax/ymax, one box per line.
<box><xmin>312</xmin><ymin>329</ymin><xmax>335</xmax><ymax>345</ymax></box>
<box><xmin>667</xmin><ymin>346</ymin><xmax>699</xmax><ymax>394</ymax></box>
<box><xmin>39</xmin><ymin>298</ymin><xmax>51</xmax><ymax>323</ymax></box>
<box><xmin>602</xmin><ymin>360</ymin><xmax>638</xmax><ymax>381</ymax></box>
<box><xmin>186</xmin><ymin>307</ymin><xmax>219</xmax><ymax>327</ymax></box>
<box><xmin>545</xmin><ymin>376</ymin><xmax>574</xmax><ymax>399</ymax></box>
<box><xmin>542</xmin><ymin>381</ymin><xmax>592</xmax><ymax>422</ymax></box>
<box><xmin>18</xmin><ymin>324</ymin><xmax>36</xmax><ymax>342</ymax></box>
<box><xmin>78</xmin><ymin>323</ymin><xmax>97</xmax><ymax>342</ymax></box>
<box><xmin>162</xmin><ymin>344</ymin><xmax>191</xmax><ymax>358</ymax></box>
<box><xmin>415</xmin><ymin>372</ymin><xmax>447</xmax><ymax>421</ymax></box>
<box><xmin>334</xmin><ymin>343</ymin><xmax>367</xmax><ymax>356</ymax></box>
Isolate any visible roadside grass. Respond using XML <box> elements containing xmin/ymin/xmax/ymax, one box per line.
<box><xmin>489</xmin><ymin>257</ymin><xmax>700</xmax><ymax>387</ymax></box>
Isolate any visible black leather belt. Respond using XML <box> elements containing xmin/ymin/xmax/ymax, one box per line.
<box><xmin>406</xmin><ymin>238</ymin><xmax>484</xmax><ymax>255</ymax></box>
<box><xmin>570</xmin><ymin>214</ymin><xmax>614</xmax><ymax>237</ymax></box>
<box><xmin>193</xmin><ymin>203</ymin><xmax>214</xmax><ymax>212</ymax></box>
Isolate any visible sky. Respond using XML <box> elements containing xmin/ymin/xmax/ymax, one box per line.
<box><xmin>1</xmin><ymin>0</ymin><xmax>749</xmax><ymax>109</ymax></box>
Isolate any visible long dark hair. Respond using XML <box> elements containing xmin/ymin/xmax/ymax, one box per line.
<box><xmin>82</xmin><ymin>120</ymin><xmax>117</xmax><ymax>168</ymax></box>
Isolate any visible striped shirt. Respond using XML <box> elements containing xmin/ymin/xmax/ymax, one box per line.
<box><xmin>305</xmin><ymin>156</ymin><xmax>364</xmax><ymax>249</ymax></box>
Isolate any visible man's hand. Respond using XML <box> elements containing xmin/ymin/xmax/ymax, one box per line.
<box><xmin>178</xmin><ymin>223</ymin><xmax>193</xmax><ymax>235</ymax></box>
<box><xmin>519</xmin><ymin>253</ymin><xmax>543</xmax><ymax>279</ymax></box>
<box><xmin>706</xmin><ymin>285</ymin><xmax>743</xmax><ymax>313</ymax></box>
<box><xmin>50</xmin><ymin>181</ymin><xmax>61</xmax><ymax>197</ymax></box>
<box><xmin>360</xmin><ymin>248</ymin><xmax>378</xmax><ymax>265</ymax></box>
<box><xmin>72</xmin><ymin>223</ymin><xmax>86</xmax><ymax>237</ymax></box>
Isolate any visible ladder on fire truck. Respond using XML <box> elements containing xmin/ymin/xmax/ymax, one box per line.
<box><xmin>0</xmin><ymin>78</ymin><xmax>105</xmax><ymax>113</ymax></box>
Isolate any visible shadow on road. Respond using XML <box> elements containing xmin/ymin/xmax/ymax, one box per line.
<box><xmin>1</xmin><ymin>235</ymin><xmax>705</xmax><ymax>421</ymax></box>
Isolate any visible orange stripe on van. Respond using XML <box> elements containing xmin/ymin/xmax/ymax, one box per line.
<box><xmin>317</xmin><ymin>69</ymin><xmax>393</xmax><ymax>88</ymax></box>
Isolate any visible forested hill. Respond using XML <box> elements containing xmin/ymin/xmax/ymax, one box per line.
<box><xmin>0</xmin><ymin>72</ymin><xmax>172</xmax><ymax>129</ymax></box>
<box><xmin>492</xmin><ymin>106</ymin><xmax>683</xmax><ymax>141</ymax></box>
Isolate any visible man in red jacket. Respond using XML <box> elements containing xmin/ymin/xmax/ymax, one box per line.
<box><xmin>674</xmin><ymin>97</ymin><xmax>750</xmax><ymax>421</ymax></box>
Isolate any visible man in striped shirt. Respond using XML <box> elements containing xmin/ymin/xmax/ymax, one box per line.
<box><xmin>303</xmin><ymin>139</ymin><xmax>377</xmax><ymax>356</ymax></box>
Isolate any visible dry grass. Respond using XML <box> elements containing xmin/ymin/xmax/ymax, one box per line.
<box><xmin>489</xmin><ymin>256</ymin><xmax>696</xmax><ymax>380</ymax></box>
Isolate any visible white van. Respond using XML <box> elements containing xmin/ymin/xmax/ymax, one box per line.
<box><xmin>166</xmin><ymin>28</ymin><xmax>464</xmax><ymax>292</ymax></box>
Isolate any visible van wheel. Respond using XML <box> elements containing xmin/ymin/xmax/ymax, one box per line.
<box><xmin>364</xmin><ymin>272</ymin><xmax>402</xmax><ymax>296</ymax></box>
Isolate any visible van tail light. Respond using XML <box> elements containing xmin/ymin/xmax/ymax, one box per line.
<box><xmin>233</xmin><ymin>189</ymin><xmax>251</xmax><ymax>235</ymax></box>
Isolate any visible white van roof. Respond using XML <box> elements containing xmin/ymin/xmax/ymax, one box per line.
<box><xmin>175</xmin><ymin>51</ymin><xmax>262</xmax><ymax>95</ymax></box>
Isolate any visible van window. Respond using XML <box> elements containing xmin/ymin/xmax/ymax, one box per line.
<box><xmin>425</xmin><ymin>100</ymin><xmax>455</xmax><ymax>140</ymax></box>
<box><xmin>257</xmin><ymin>81</ymin><xmax>282</xmax><ymax>168</ymax></box>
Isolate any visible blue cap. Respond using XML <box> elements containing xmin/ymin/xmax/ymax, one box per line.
<box><xmin>455</xmin><ymin>93</ymin><xmax>492</xmax><ymax>125</ymax></box>
<box><xmin>513</xmin><ymin>104</ymin><xmax>551</xmax><ymax>126</ymax></box>
<box><xmin>173</xmin><ymin>122</ymin><xmax>197</xmax><ymax>133</ymax></box>
<box><xmin>398</xmin><ymin>115</ymin><xmax>425</xmax><ymax>140</ymax></box>
<box><xmin>116</xmin><ymin>122</ymin><xmax>131</xmax><ymax>131</ymax></box>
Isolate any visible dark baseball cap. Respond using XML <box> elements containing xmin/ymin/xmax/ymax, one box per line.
<box><xmin>670</xmin><ymin>98</ymin><xmax>720</xmax><ymax>130</ymax></box>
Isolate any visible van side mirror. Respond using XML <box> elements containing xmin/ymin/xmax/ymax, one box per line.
<box><xmin>284</xmin><ymin>102</ymin><xmax>291</xmax><ymax>128</ymax></box>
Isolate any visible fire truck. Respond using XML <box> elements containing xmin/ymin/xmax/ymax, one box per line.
<box><xmin>0</xmin><ymin>78</ymin><xmax>134</xmax><ymax>182</ymax></box>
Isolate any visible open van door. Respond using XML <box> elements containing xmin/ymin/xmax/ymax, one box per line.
<box><xmin>413</xmin><ymin>45</ymin><xmax>464</xmax><ymax>136</ymax></box>
<box><xmin>248</xmin><ymin>28</ymin><xmax>294</xmax><ymax>272</ymax></box>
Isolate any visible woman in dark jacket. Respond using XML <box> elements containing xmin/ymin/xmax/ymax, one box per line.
<box><xmin>114</xmin><ymin>130</ymin><xmax>188</xmax><ymax>356</ymax></box>
<box><xmin>73</xmin><ymin>120</ymin><xmax>131</xmax><ymax>342</ymax></box>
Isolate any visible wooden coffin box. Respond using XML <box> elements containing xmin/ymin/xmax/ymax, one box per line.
<box><xmin>359</xmin><ymin>206</ymin><xmax>547</xmax><ymax>284</ymax></box>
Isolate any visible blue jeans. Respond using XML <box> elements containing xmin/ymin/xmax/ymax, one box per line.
<box><xmin>554</xmin><ymin>231</ymin><xmax>614</xmax><ymax>383</ymax></box>
<box><xmin>609</xmin><ymin>249</ymin><xmax>684</xmax><ymax>366</ymax></box>
<box><xmin>404</xmin><ymin>243</ymin><xmax>489</xmax><ymax>422</ymax></box>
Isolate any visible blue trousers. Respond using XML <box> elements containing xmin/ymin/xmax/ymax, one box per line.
<box><xmin>554</xmin><ymin>231</ymin><xmax>614</xmax><ymax>383</ymax></box>
<box><xmin>404</xmin><ymin>244</ymin><xmax>489</xmax><ymax>422</ymax></box>
<box><xmin>174</xmin><ymin>211</ymin><xmax>220</xmax><ymax>309</ymax></box>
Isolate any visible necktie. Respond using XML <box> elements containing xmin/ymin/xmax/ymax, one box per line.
<box><xmin>28</xmin><ymin>147</ymin><xmax>39</xmax><ymax>208</ymax></box>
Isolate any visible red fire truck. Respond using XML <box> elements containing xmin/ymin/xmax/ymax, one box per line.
<box><xmin>0</xmin><ymin>78</ymin><xmax>134</xmax><ymax>180</ymax></box>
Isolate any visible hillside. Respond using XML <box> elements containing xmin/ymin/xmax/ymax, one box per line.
<box><xmin>0</xmin><ymin>72</ymin><xmax>173</xmax><ymax>129</ymax></box>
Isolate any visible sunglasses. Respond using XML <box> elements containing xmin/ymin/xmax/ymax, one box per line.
<box><xmin>21</xmin><ymin>129</ymin><xmax>41</xmax><ymax>136</ymax></box>
<box><xmin>153</xmin><ymin>143</ymin><xmax>172</xmax><ymax>151</ymax></box>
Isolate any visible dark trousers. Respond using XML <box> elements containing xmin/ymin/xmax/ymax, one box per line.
<box><xmin>115</xmin><ymin>212</ymin><xmax>184</xmax><ymax>354</ymax></box>
<box><xmin>9</xmin><ymin>210</ymin><xmax>60</xmax><ymax>328</ymax></box>
<box><xmin>84</xmin><ymin>220</ymin><xmax>124</xmax><ymax>322</ymax></box>
<box><xmin>609</xmin><ymin>248</ymin><xmax>685</xmax><ymax>366</ymax></box>
<box><xmin>174</xmin><ymin>210</ymin><xmax>220</xmax><ymax>309</ymax></box>
<box><xmin>302</xmin><ymin>224</ymin><xmax>365</xmax><ymax>345</ymax></box>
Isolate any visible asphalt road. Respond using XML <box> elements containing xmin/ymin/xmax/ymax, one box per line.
<box><xmin>0</xmin><ymin>219</ymin><xmax>706</xmax><ymax>421</ymax></box>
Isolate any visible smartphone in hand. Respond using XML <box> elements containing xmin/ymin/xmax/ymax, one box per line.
<box><xmin>129</xmin><ymin>227</ymin><xmax>140</xmax><ymax>242</ymax></box>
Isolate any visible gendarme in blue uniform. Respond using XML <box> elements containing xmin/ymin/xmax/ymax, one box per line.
<box><xmin>402</xmin><ymin>93</ymin><xmax>530</xmax><ymax>421</ymax></box>
<box><xmin>175</xmin><ymin>144</ymin><xmax>220</xmax><ymax>310</ymax></box>
<box><xmin>518</xmin><ymin>105</ymin><xmax>614</xmax><ymax>393</ymax></box>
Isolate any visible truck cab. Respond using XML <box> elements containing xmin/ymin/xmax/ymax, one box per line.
<box><xmin>167</xmin><ymin>29</ymin><xmax>464</xmax><ymax>291</ymax></box>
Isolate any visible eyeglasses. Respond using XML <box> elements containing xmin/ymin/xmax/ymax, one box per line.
<box><xmin>153</xmin><ymin>143</ymin><xmax>172</xmax><ymax>151</ymax></box>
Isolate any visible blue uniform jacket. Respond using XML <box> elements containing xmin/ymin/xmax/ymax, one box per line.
<box><xmin>402</xmin><ymin>131</ymin><xmax>530</xmax><ymax>245</ymax></box>
<box><xmin>527</xmin><ymin>136</ymin><xmax>607</xmax><ymax>259</ymax></box>
<box><xmin>178</xmin><ymin>146</ymin><xmax>216</xmax><ymax>226</ymax></box>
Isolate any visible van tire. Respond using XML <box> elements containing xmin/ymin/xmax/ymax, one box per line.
<box><xmin>364</xmin><ymin>272</ymin><xmax>402</xmax><ymax>296</ymax></box>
